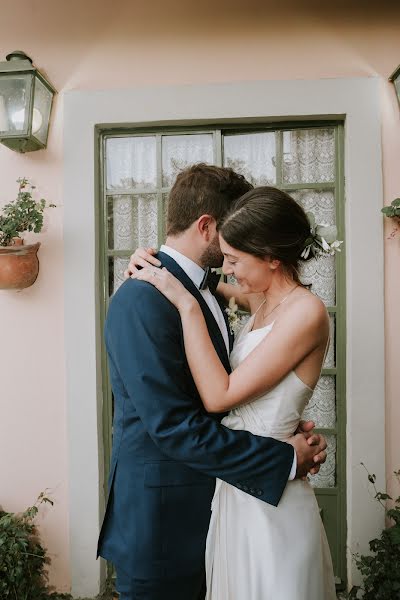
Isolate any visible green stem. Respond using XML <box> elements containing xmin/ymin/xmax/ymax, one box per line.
<box><xmin>360</xmin><ymin>462</ymin><xmax>386</xmax><ymax>509</ymax></box>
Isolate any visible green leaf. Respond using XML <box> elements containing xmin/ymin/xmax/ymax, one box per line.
<box><xmin>315</xmin><ymin>224</ymin><xmax>338</xmax><ymax>244</ymax></box>
<box><xmin>348</xmin><ymin>585</ymin><xmax>361</xmax><ymax>599</ymax></box>
<box><xmin>375</xmin><ymin>492</ymin><xmax>392</xmax><ymax>501</ymax></box>
<box><xmin>382</xmin><ymin>206</ymin><xmax>395</xmax><ymax>216</ymax></box>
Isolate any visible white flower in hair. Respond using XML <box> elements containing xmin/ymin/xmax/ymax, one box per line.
<box><xmin>301</xmin><ymin>212</ymin><xmax>343</xmax><ymax>259</ymax></box>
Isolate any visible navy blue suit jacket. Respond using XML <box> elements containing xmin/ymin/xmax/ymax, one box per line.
<box><xmin>97</xmin><ymin>252</ymin><xmax>294</xmax><ymax>580</ymax></box>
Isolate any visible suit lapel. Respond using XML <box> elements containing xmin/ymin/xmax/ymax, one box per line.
<box><xmin>214</xmin><ymin>292</ymin><xmax>234</xmax><ymax>353</ymax></box>
<box><xmin>157</xmin><ymin>252</ymin><xmax>231</xmax><ymax>373</ymax></box>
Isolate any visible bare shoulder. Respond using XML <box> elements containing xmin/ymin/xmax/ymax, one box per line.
<box><xmin>296</xmin><ymin>289</ymin><xmax>327</xmax><ymax>314</ymax></box>
<box><xmin>284</xmin><ymin>290</ymin><xmax>329</xmax><ymax>341</ymax></box>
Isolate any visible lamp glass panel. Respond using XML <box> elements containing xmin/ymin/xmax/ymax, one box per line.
<box><xmin>0</xmin><ymin>74</ymin><xmax>31</xmax><ymax>135</ymax></box>
<box><xmin>32</xmin><ymin>76</ymin><xmax>53</xmax><ymax>144</ymax></box>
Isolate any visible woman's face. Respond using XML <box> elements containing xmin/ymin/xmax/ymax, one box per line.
<box><xmin>219</xmin><ymin>235</ymin><xmax>273</xmax><ymax>293</ymax></box>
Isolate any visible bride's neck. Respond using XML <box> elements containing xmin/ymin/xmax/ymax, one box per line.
<box><xmin>262</xmin><ymin>274</ymin><xmax>298</xmax><ymax>304</ymax></box>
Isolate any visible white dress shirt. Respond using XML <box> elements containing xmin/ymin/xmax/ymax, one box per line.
<box><xmin>159</xmin><ymin>244</ymin><xmax>297</xmax><ymax>480</ymax></box>
<box><xmin>160</xmin><ymin>245</ymin><xmax>230</xmax><ymax>352</ymax></box>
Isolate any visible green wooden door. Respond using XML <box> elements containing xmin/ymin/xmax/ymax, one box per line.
<box><xmin>99</xmin><ymin>121</ymin><xmax>346</xmax><ymax>589</ymax></box>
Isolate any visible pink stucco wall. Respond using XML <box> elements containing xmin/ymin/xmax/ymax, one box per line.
<box><xmin>0</xmin><ymin>1</ymin><xmax>399</xmax><ymax>592</ymax></box>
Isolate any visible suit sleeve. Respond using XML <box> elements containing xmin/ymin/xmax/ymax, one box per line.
<box><xmin>106</xmin><ymin>279</ymin><xmax>294</xmax><ymax>506</ymax></box>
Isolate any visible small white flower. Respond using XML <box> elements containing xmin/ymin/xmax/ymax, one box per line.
<box><xmin>225</xmin><ymin>297</ymin><xmax>245</xmax><ymax>335</ymax></box>
<box><xmin>228</xmin><ymin>296</ymin><xmax>238</xmax><ymax>312</ymax></box>
<box><xmin>301</xmin><ymin>245</ymin><xmax>311</xmax><ymax>260</ymax></box>
<box><xmin>320</xmin><ymin>237</ymin><xmax>331</xmax><ymax>252</ymax></box>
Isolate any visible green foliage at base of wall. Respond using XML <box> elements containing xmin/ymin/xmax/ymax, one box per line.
<box><xmin>348</xmin><ymin>466</ymin><xmax>400</xmax><ymax>600</ymax></box>
<box><xmin>0</xmin><ymin>492</ymin><xmax>72</xmax><ymax>600</ymax></box>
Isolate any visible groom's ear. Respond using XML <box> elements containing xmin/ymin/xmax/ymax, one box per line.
<box><xmin>197</xmin><ymin>214</ymin><xmax>217</xmax><ymax>240</ymax></box>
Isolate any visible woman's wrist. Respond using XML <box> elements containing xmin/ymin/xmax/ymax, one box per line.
<box><xmin>178</xmin><ymin>296</ymin><xmax>199</xmax><ymax>316</ymax></box>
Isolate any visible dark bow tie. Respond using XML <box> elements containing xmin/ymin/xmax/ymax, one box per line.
<box><xmin>199</xmin><ymin>267</ymin><xmax>220</xmax><ymax>295</ymax></box>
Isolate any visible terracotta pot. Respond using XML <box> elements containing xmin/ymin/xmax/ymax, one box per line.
<box><xmin>0</xmin><ymin>239</ymin><xmax>41</xmax><ymax>290</ymax></box>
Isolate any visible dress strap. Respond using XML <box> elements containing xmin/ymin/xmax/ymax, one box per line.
<box><xmin>253</xmin><ymin>298</ymin><xmax>267</xmax><ymax>316</ymax></box>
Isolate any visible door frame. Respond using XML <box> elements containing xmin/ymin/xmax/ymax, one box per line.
<box><xmin>64</xmin><ymin>77</ymin><xmax>385</xmax><ymax>597</ymax></box>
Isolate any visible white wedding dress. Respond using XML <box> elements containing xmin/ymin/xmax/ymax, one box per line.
<box><xmin>205</xmin><ymin>315</ymin><xmax>336</xmax><ymax>600</ymax></box>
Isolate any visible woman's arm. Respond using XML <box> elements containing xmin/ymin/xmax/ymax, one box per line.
<box><xmin>215</xmin><ymin>281</ymin><xmax>251</xmax><ymax>311</ymax></box>
<box><xmin>179</xmin><ymin>295</ymin><xmax>327</xmax><ymax>412</ymax></box>
<box><xmin>125</xmin><ymin>247</ymin><xmax>259</xmax><ymax>313</ymax></box>
<box><xmin>133</xmin><ymin>267</ymin><xmax>329</xmax><ymax>413</ymax></box>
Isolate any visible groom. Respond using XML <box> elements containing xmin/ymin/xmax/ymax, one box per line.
<box><xmin>97</xmin><ymin>164</ymin><xmax>327</xmax><ymax>600</ymax></box>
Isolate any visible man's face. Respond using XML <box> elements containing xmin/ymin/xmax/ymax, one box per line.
<box><xmin>199</xmin><ymin>230</ymin><xmax>224</xmax><ymax>268</ymax></box>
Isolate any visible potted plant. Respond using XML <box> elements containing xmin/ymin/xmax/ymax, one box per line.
<box><xmin>0</xmin><ymin>178</ymin><xmax>55</xmax><ymax>290</ymax></box>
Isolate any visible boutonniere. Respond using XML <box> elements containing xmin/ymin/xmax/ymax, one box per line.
<box><xmin>225</xmin><ymin>297</ymin><xmax>244</xmax><ymax>335</ymax></box>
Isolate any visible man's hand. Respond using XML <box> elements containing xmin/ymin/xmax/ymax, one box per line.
<box><xmin>287</xmin><ymin>430</ymin><xmax>328</xmax><ymax>479</ymax></box>
<box><xmin>295</xmin><ymin>420</ymin><xmax>327</xmax><ymax>475</ymax></box>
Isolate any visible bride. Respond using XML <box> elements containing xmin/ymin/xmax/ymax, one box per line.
<box><xmin>129</xmin><ymin>186</ymin><xmax>337</xmax><ymax>599</ymax></box>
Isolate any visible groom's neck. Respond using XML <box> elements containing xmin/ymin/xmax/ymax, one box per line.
<box><xmin>164</xmin><ymin>234</ymin><xmax>204</xmax><ymax>267</ymax></box>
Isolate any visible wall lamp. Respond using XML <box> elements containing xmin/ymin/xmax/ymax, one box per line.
<box><xmin>0</xmin><ymin>51</ymin><xmax>56</xmax><ymax>152</ymax></box>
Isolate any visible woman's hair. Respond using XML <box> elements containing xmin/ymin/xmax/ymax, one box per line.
<box><xmin>219</xmin><ymin>186</ymin><xmax>312</xmax><ymax>285</ymax></box>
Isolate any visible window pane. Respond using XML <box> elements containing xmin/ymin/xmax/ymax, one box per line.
<box><xmin>162</xmin><ymin>134</ymin><xmax>214</xmax><ymax>187</ymax></box>
<box><xmin>162</xmin><ymin>193</ymin><xmax>169</xmax><ymax>241</ymax></box>
<box><xmin>108</xmin><ymin>194</ymin><xmax>158</xmax><ymax>251</ymax></box>
<box><xmin>302</xmin><ymin>375</ymin><xmax>336</xmax><ymax>429</ymax></box>
<box><xmin>108</xmin><ymin>196</ymin><xmax>132</xmax><ymax>250</ymax></box>
<box><xmin>32</xmin><ymin>77</ymin><xmax>52</xmax><ymax>144</ymax></box>
<box><xmin>309</xmin><ymin>435</ymin><xmax>336</xmax><ymax>488</ymax></box>
<box><xmin>106</xmin><ymin>136</ymin><xmax>157</xmax><ymax>191</ymax></box>
<box><xmin>109</xmin><ymin>256</ymin><xmax>130</xmax><ymax>296</ymax></box>
<box><xmin>299</xmin><ymin>255</ymin><xmax>336</xmax><ymax>306</ymax></box>
<box><xmin>223</xmin><ymin>132</ymin><xmax>276</xmax><ymax>185</ymax></box>
<box><xmin>282</xmin><ymin>128</ymin><xmax>335</xmax><ymax>184</ymax></box>
<box><xmin>0</xmin><ymin>74</ymin><xmax>31</xmax><ymax>134</ymax></box>
<box><xmin>291</xmin><ymin>189</ymin><xmax>336</xmax><ymax>226</ymax></box>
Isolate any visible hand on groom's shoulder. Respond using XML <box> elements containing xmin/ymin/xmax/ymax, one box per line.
<box><xmin>109</xmin><ymin>274</ymin><xmax>180</xmax><ymax>319</ymax></box>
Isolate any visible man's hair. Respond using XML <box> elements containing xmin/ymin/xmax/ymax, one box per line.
<box><xmin>166</xmin><ymin>163</ymin><xmax>253</xmax><ymax>236</ymax></box>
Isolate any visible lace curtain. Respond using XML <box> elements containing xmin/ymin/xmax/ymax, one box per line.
<box><xmin>162</xmin><ymin>134</ymin><xmax>214</xmax><ymax>187</ymax></box>
<box><xmin>107</xmin><ymin>134</ymin><xmax>214</xmax><ymax>292</ymax></box>
<box><xmin>224</xmin><ymin>133</ymin><xmax>276</xmax><ymax>186</ymax></box>
<box><xmin>105</xmin><ymin>128</ymin><xmax>338</xmax><ymax>487</ymax></box>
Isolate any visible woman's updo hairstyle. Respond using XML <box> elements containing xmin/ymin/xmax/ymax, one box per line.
<box><xmin>219</xmin><ymin>186</ymin><xmax>312</xmax><ymax>285</ymax></box>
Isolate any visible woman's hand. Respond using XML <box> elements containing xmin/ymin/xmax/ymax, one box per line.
<box><xmin>124</xmin><ymin>247</ymin><xmax>160</xmax><ymax>279</ymax></box>
<box><xmin>131</xmin><ymin>266</ymin><xmax>197</xmax><ymax>313</ymax></box>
